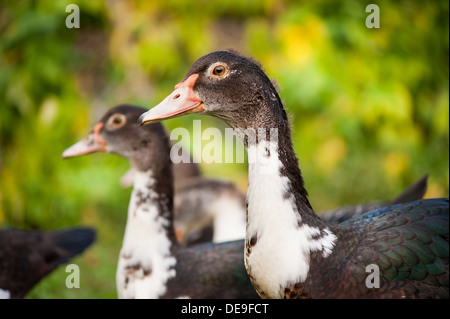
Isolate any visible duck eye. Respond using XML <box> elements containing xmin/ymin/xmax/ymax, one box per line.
<box><xmin>108</xmin><ymin>113</ymin><xmax>126</xmax><ymax>129</ymax></box>
<box><xmin>212</xmin><ymin>65</ymin><xmax>226</xmax><ymax>76</ymax></box>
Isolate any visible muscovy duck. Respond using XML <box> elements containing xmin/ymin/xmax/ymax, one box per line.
<box><xmin>175</xmin><ymin>174</ymin><xmax>428</xmax><ymax>242</ymax></box>
<box><xmin>116</xmin><ymin>140</ymin><xmax>246</xmax><ymax>246</ymax></box>
<box><xmin>119</xmin><ymin>168</ymin><xmax>247</xmax><ymax>245</ymax></box>
<box><xmin>62</xmin><ymin>104</ymin><xmax>259</xmax><ymax>299</ymax></box>
<box><xmin>120</xmin><ymin>144</ymin><xmax>428</xmax><ymax>244</ymax></box>
<box><xmin>0</xmin><ymin>227</ymin><xmax>96</xmax><ymax>299</ymax></box>
<box><xmin>138</xmin><ymin>50</ymin><xmax>449</xmax><ymax>299</ymax></box>
<box><xmin>119</xmin><ymin>142</ymin><xmax>200</xmax><ymax>191</ymax></box>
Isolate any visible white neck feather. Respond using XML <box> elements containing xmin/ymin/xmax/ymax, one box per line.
<box><xmin>116</xmin><ymin>169</ymin><xmax>176</xmax><ymax>299</ymax></box>
<box><xmin>245</xmin><ymin>142</ymin><xmax>337</xmax><ymax>298</ymax></box>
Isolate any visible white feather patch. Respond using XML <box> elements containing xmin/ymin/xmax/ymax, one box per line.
<box><xmin>245</xmin><ymin>142</ymin><xmax>337</xmax><ymax>298</ymax></box>
<box><xmin>0</xmin><ymin>288</ymin><xmax>10</xmax><ymax>299</ymax></box>
<box><xmin>116</xmin><ymin>170</ymin><xmax>176</xmax><ymax>299</ymax></box>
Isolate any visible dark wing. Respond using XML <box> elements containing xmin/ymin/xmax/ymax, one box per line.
<box><xmin>0</xmin><ymin>227</ymin><xmax>96</xmax><ymax>299</ymax></box>
<box><xmin>345</xmin><ymin>198</ymin><xmax>448</xmax><ymax>298</ymax></box>
<box><xmin>167</xmin><ymin>240</ymin><xmax>260</xmax><ymax>299</ymax></box>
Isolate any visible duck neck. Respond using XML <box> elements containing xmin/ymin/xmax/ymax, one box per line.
<box><xmin>117</xmin><ymin>161</ymin><xmax>178</xmax><ymax>298</ymax></box>
<box><xmin>231</xmin><ymin>103</ymin><xmax>321</xmax><ymax>227</ymax></box>
<box><xmin>126</xmin><ymin>167</ymin><xmax>177</xmax><ymax>245</ymax></box>
<box><xmin>243</xmin><ymin>120</ymin><xmax>333</xmax><ymax>231</ymax></box>
<box><xmin>228</xmin><ymin>100</ymin><xmax>338</xmax><ymax>298</ymax></box>
<box><xmin>126</xmin><ymin>134</ymin><xmax>178</xmax><ymax>245</ymax></box>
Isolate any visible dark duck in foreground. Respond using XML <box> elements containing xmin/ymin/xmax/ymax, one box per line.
<box><xmin>138</xmin><ymin>50</ymin><xmax>449</xmax><ymax>299</ymax></box>
<box><xmin>63</xmin><ymin>105</ymin><xmax>259</xmax><ymax>299</ymax></box>
<box><xmin>0</xmin><ymin>227</ymin><xmax>96</xmax><ymax>299</ymax></box>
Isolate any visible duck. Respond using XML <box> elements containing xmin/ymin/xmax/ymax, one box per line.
<box><xmin>119</xmin><ymin>165</ymin><xmax>247</xmax><ymax>246</ymax></box>
<box><xmin>115</xmin><ymin>133</ymin><xmax>246</xmax><ymax>246</ymax></box>
<box><xmin>119</xmin><ymin>135</ymin><xmax>428</xmax><ymax>245</ymax></box>
<box><xmin>119</xmin><ymin>141</ymin><xmax>200</xmax><ymax>191</ymax></box>
<box><xmin>120</xmin><ymin>142</ymin><xmax>428</xmax><ymax>244</ymax></box>
<box><xmin>0</xmin><ymin>226</ymin><xmax>96</xmax><ymax>299</ymax></box>
<box><xmin>62</xmin><ymin>104</ymin><xmax>259</xmax><ymax>299</ymax></box>
<box><xmin>138</xmin><ymin>50</ymin><xmax>449</xmax><ymax>299</ymax></box>
<box><xmin>174</xmin><ymin>173</ymin><xmax>428</xmax><ymax>243</ymax></box>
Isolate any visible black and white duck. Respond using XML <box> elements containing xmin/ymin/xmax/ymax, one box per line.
<box><xmin>115</xmin><ymin>133</ymin><xmax>246</xmax><ymax>246</ymax></box>
<box><xmin>120</xmin><ymin>160</ymin><xmax>427</xmax><ymax>246</ymax></box>
<box><xmin>62</xmin><ymin>104</ymin><xmax>259</xmax><ymax>299</ymax></box>
<box><xmin>138</xmin><ymin>50</ymin><xmax>449</xmax><ymax>299</ymax></box>
<box><xmin>175</xmin><ymin>173</ymin><xmax>428</xmax><ymax>243</ymax></box>
<box><xmin>119</xmin><ymin>124</ymin><xmax>428</xmax><ymax>245</ymax></box>
<box><xmin>0</xmin><ymin>227</ymin><xmax>96</xmax><ymax>299</ymax></box>
<box><xmin>119</xmin><ymin>165</ymin><xmax>247</xmax><ymax>246</ymax></box>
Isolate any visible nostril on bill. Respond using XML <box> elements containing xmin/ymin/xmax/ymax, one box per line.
<box><xmin>173</xmin><ymin>94</ymin><xmax>180</xmax><ymax>100</ymax></box>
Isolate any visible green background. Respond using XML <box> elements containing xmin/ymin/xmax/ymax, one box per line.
<box><xmin>0</xmin><ymin>0</ymin><xmax>448</xmax><ymax>298</ymax></box>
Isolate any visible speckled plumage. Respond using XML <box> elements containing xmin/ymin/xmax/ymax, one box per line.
<box><xmin>63</xmin><ymin>105</ymin><xmax>259</xmax><ymax>299</ymax></box>
<box><xmin>118</xmin><ymin>133</ymin><xmax>246</xmax><ymax>247</ymax></box>
<box><xmin>282</xmin><ymin>198</ymin><xmax>448</xmax><ymax>298</ymax></box>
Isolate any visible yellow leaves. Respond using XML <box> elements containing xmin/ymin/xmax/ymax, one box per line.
<box><xmin>317</xmin><ymin>137</ymin><xmax>347</xmax><ymax>173</ymax></box>
<box><xmin>383</xmin><ymin>152</ymin><xmax>410</xmax><ymax>180</ymax></box>
<box><xmin>281</xmin><ymin>24</ymin><xmax>311</xmax><ymax>66</ymax></box>
<box><xmin>279</xmin><ymin>17</ymin><xmax>329</xmax><ymax>67</ymax></box>
<box><xmin>376</xmin><ymin>124</ymin><xmax>422</xmax><ymax>150</ymax></box>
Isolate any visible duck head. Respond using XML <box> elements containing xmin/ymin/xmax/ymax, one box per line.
<box><xmin>138</xmin><ymin>50</ymin><xmax>283</xmax><ymax>130</ymax></box>
<box><xmin>63</xmin><ymin>104</ymin><xmax>170</xmax><ymax>172</ymax></box>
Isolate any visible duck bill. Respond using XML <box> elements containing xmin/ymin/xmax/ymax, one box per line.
<box><xmin>175</xmin><ymin>229</ymin><xmax>185</xmax><ymax>243</ymax></box>
<box><xmin>138</xmin><ymin>74</ymin><xmax>203</xmax><ymax>126</ymax></box>
<box><xmin>62</xmin><ymin>123</ymin><xmax>107</xmax><ymax>158</ymax></box>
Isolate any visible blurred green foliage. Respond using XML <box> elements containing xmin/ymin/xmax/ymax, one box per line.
<box><xmin>0</xmin><ymin>0</ymin><xmax>448</xmax><ymax>298</ymax></box>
